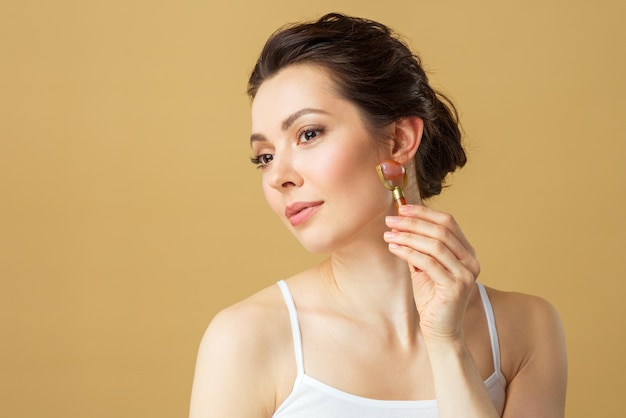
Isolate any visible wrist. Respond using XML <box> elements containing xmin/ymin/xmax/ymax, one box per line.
<box><xmin>422</xmin><ymin>332</ymin><xmax>467</xmax><ymax>356</ymax></box>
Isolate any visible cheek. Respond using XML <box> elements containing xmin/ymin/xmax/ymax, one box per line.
<box><xmin>262</xmin><ymin>182</ymin><xmax>283</xmax><ymax>216</ymax></box>
<box><xmin>311</xmin><ymin>141</ymin><xmax>366</xmax><ymax>184</ymax></box>
<box><xmin>315</xmin><ymin>145</ymin><xmax>390</xmax><ymax>207</ymax></box>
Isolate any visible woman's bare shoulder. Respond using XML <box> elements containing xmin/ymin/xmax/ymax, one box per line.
<box><xmin>482</xmin><ymin>286</ymin><xmax>567</xmax><ymax>384</ymax></box>
<box><xmin>484</xmin><ymin>284</ymin><xmax>557</xmax><ymax>309</ymax></box>
<box><xmin>199</xmin><ymin>268</ymin><xmax>320</xmax><ymax>358</ymax></box>
<box><xmin>190</xmin><ymin>282</ymin><xmax>292</xmax><ymax>418</ymax></box>
<box><xmin>202</xmin><ymin>282</ymin><xmax>290</xmax><ymax>354</ymax></box>
<box><xmin>483</xmin><ymin>286</ymin><xmax>563</xmax><ymax>331</ymax></box>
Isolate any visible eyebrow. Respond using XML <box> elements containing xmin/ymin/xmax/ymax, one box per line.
<box><xmin>250</xmin><ymin>107</ymin><xmax>329</xmax><ymax>144</ymax></box>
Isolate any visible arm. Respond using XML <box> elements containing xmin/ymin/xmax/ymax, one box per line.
<box><xmin>189</xmin><ymin>305</ymin><xmax>275</xmax><ymax>418</ymax></box>
<box><xmin>426</xmin><ymin>335</ymin><xmax>500</xmax><ymax>417</ymax></box>
<box><xmin>498</xmin><ymin>292</ymin><xmax>568</xmax><ymax>418</ymax></box>
<box><xmin>382</xmin><ymin>205</ymin><xmax>500</xmax><ymax>417</ymax></box>
<box><xmin>425</xmin><ymin>290</ymin><xmax>568</xmax><ymax>418</ymax></box>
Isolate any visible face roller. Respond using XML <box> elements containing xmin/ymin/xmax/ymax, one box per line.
<box><xmin>376</xmin><ymin>160</ymin><xmax>408</xmax><ymax>211</ymax></box>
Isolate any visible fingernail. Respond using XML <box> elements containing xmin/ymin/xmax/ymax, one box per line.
<box><xmin>398</xmin><ymin>205</ymin><xmax>411</xmax><ymax>215</ymax></box>
<box><xmin>383</xmin><ymin>231</ymin><xmax>397</xmax><ymax>240</ymax></box>
<box><xmin>385</xmin><ymin>216</ymin><xmax>399</xmax><ymax>224</ymax></box>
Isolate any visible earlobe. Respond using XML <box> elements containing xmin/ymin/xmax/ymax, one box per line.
<box><xmin>391</xmin><ymin>117</ymin><xmax>423</xmax><ymax>165</ymax></box>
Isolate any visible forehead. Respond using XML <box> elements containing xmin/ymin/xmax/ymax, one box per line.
<box><xmin>251</xmin><ymin>65</ymin><xmax>344</xmax><ymax>129</ymax></box>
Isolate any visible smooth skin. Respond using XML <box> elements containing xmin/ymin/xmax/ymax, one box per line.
<box><xmin>190</xmin><ymin>65</ymin><xmax>567</xmax><ymax>418</ymax></box>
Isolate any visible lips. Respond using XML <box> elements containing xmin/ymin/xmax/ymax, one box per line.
<box><xmin>285</xmin><ymin>201</ymin><xmax>324</xmax><ymax>227</ymax></box>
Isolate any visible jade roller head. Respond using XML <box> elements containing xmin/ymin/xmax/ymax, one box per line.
<box><xmin>376</xmin><ymin>160</ymin><xmax>408</xmax><ymax>210</ymax></box>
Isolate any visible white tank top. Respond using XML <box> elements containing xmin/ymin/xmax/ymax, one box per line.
<box><xmin>274</xmin><ymin>280</ymin><xmax>506</xmax><ymax>417</ymax></box>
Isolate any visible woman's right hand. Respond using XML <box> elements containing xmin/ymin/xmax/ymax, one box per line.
<box><xmin>384</xmin><ymin>204</ymin><xmax>480</xmax><ymax>343</ymax></box>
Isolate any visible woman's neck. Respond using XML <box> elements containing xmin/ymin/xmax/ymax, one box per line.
<box><xmin>318</xmin><ymin>240</ymin><xmax>420</xmax><ymax>341</ymax></box>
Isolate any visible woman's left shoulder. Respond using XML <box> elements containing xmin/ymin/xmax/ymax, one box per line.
<box><xmin>482</xmin><ymin>285</ymin><xmax>567</xmax><ymax>384</ymax></box>
<box><xmin>483</xmin><ymin>285</ymin><xmax>563</xmax><ymax>326</ymax></box>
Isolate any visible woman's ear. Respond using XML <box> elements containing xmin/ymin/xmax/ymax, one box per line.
<box><xmin>390</xmin><ymin>117</ymin><xmax>423</xmax><ymax>165</ymax></box>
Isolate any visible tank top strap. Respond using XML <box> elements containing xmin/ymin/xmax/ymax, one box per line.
<box><xmin>277</xmin><ymin>280</ymin><xmax>305</xmax><ymax>376</ymax></box>
<box><xmin>476</xmin><ymin>282</ymin><xmax>502</xmax><ymax>375</ymax></box>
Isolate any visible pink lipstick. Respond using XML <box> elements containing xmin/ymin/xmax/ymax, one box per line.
<box><xmin>285</xmin><ymin>201</ymin><xmax>324</xmax><ymax>226</ymax></box>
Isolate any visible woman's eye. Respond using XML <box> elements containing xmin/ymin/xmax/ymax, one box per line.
<box><xmin>250</xmin><ymin>154</ymin><xmax>273</xmax><ymax>169</ymax></box>
<box><xmin>298</xmin><ymin>128</ymin><xmax>323</xmax><ymax>144</ymax></box>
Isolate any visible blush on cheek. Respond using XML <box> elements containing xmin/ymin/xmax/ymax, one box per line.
<box><xmin>262</xmin><ymin>184</ymin><xmax>284</xmax><ymax>217</ymax></box>
<box><xmin>312</xmin><ymin>148</ymin><xmax>356</xmax><ymax>186</ymax></box>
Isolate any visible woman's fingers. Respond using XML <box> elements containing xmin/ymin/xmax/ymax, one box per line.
<box><xmin>386</xmin><ymin>242</ymin><xmax>461</xmax><ymax>284</ymax></box>
<box><xmin>383</xmin><ymin>205</ymin><xmax>481</xmax><ymax>341</ymax></box>
<box><xmin>384</xmin><ymin>231</ymin><xmax>466</xmax><ymax>279</ymax></box>
<box><xmin>399</xmin><ymin>204</ymin><xmax>476</xmax><ymax>256</ymax></box>
<box><xmin>385</xmin><ymin>205</ymin><xmax>480</xmax><ymax>279</ymax></box>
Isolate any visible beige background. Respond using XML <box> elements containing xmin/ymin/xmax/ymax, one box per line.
<box><xmin>1</xmin><ymin>0</ymin><xmax>624</xmax><ymax>417</ymax></box>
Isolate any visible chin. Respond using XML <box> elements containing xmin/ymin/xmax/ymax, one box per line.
<box><xmin>292</xmin><ymin>220</ymin><xmax>385</xmax><ymax>255</ymax></box>
<box><xmin>291</xmin><ymin>230</ymin><xmax>337</xmax><ymax>255</ymax></box>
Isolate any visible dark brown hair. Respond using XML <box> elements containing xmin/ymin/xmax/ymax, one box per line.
<box><xmin>248</xmin><ymin>13</ymin><xmax>466</xmax><ymax>199</ymax></box>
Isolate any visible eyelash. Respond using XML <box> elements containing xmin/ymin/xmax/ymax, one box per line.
<box><xmin>250</xmin><ymin>126</ymin><xmax>326</xmax><ymax>169</ymax></box>
<box><xmin>250</xmin><ymin>154</ymin><xmax>273</xmax><ymax>169</ymax></box>
<box><xmin>297</xmin><ymin>126</ymin><xmax>325</xmax><ymax>144</ymax></box>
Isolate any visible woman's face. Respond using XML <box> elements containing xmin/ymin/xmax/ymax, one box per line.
<box><xmin>250</xmin><ymin>65</ymin><xmax>394</xmax><ymax>254</ymax></box>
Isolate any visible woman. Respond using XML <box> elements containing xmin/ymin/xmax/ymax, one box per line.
<box><xmin>190</xmin><ymin>13</ymin><xmax>567</xmax><ymax>418</ymax></box>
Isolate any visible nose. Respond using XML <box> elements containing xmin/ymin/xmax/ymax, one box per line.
<box><xmin>266</xmin><ymin>154</ymin><xmax>303</xmax><ymax>191</ymax></box>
